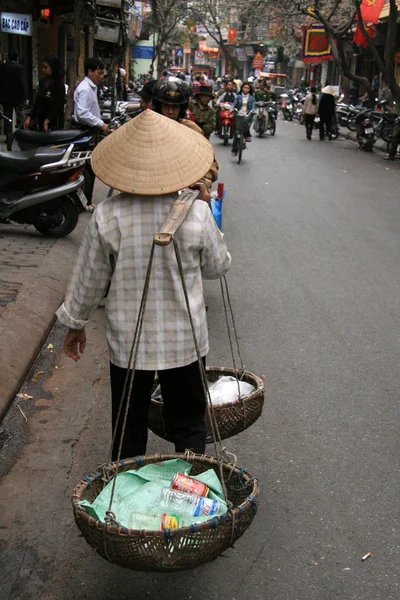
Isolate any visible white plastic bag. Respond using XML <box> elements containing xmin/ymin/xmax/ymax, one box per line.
<box><xmin>208</xmin><ymin>376</ymin><xmax>255</xmax><ymax>406</ymax></box>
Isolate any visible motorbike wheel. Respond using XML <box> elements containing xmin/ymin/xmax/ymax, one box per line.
<box><xmin>347</xmin><ymin>117</ymin><xmax>357</xmax><ymax>132</ymax></box>
<box><xmin>34</xmin><ymin>198</ymin><xmax>79</xmax><ymax>237</ymax></box>
<box><xmin>222</xmin><ymin>125</ymin><xmax>229</xmax><ymax>146</ymax></box>
<box><xmin>258</xmin><ymin>116</ymin><xmax>264</xmax><ymax>137</ymax></box>
<box><xmin>237</xmin><ymin>134</ymin><xmax>243</xmax><ymax>164</ymax></box>
<box><xmin>269</xmin><ymin>119</ymin><xmax>276</xmax><ymax>136</ymax></box>
<box><xmin>337</xmin><ymin>114</ymin><xmax>348</xmax><ymax>128</ymax></box>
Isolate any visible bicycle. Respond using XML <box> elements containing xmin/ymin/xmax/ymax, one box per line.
<box><xmin>235</xmin><ymin>114</ymin><xmax>249</xmax><ymax>164</ymax></box>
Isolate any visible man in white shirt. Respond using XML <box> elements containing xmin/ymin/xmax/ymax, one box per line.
<box><xmin>73</xmin><ymin>57</ymin><xmax>110</xmax><ymax>205</ymax></box>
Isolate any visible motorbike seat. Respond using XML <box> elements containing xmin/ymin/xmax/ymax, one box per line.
<box><xmin>0</xmin><ymin>147</ymin><xmax>66</xmax><ymax>173</ymax></box>
<box><xmin>14</xmin><ymin>129</ymin><xmax>89</xmax><ymax>145</ymax></box>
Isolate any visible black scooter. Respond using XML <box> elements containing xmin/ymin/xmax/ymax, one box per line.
<box><xmin>14</xmin><ymin>127</ymin><xmax>95</xmax><ymax>200</ymax></box>
<box><xmin>355</xmin><ymin>110</ymin><xmax>376</xmax><ymax>151</ymax></box>
<box><xmin>1</xmin><ymin>114</ymin><xmax>88</xmax><ymax>237</ymax></box>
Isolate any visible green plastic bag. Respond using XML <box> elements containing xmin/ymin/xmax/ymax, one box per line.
<box><xmin>79</xmin><ymin>459</ymin><xmax>227</xmax><ymax>530</ymax></box>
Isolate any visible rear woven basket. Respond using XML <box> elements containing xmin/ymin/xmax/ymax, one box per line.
<box><xmin>72</xmin><ymin>453</ymin><xmax>259</xmax><ymax>572</ymax></box>
<box><xmin>148</xmin><ymin>367</ymin><xmax>264</xmax><ymax>443</ymax></box>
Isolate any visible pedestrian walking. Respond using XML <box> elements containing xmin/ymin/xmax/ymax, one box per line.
<box><xmin>318</xmin><ymin>85</ymin><xmax>336</xmax><ymax>141</ymax></box>
<box><xmin>57</xmin><ymin>110</ymin><xmax>231</xmax><ymax>460</ymax></box>
<box><xmin>189</xmin><ymin>85</ymin><xmax>216</xmax><ymax>139</ymax></box>
<box><xmin>302</xmin><ymin>86</ymin><xmax>318</xmax><ymax>140</ymax></box>
<box><xmin>0</xmin><ymin>50</ymin><xmax>29</xmax><ymax>150</ymax></box>
<box><xmin>24</xmin><ymin>54</ymin><xmax>65</xmax><ymax>132</ymax></box>
<box><xmin>73</xmin><ymin>57</ymin><xmax>111</xmax><ymax>207</ymax></box>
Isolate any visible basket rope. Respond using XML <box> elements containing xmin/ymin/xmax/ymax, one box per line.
<box><xmin>104</xmin><ymin>212</ymin><xmax>248</xmax><ymax>521</ymax></box>
<box><xmin>219</xmin><ymin>277</ymin><xmax>248</xmax><ymax>426</ymax></box>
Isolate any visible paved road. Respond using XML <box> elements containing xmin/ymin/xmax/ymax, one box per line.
<box><xmin>0</xmin><ymin>121</ymin><xmax>399</xmax><ymax>600</ymax></box>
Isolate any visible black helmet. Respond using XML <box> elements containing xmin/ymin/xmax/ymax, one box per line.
<box><xmin>152</xmin><ymin>77</ymin><xmax>190</xmax><ymax>105</ymax></box>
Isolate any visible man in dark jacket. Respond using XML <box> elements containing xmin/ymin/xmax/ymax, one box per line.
<box><xmin>0</xmin><ymin>50</ymin><xmax>29</xmax><ymax>150</ymax></box>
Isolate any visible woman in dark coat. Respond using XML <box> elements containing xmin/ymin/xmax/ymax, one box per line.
<box><xmin>318</xmin><ymin>85</ymin><xmax>336</xmax><ymax>140</ymax></box>
<box><xmin>24</xmin><ymin>54</ymin><xmax>65</xmax><ymax>131</ymax></box>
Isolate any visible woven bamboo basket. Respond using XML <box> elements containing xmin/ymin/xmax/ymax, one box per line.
<box><xmin>148</xmin><ymin>367</ymin><xmax>264</xmax><ymax>443</ymax></box>
<box><xmin>72</xmin><ymin>453</ymin><xmax>259</xmax><ymax>572</ymax></box>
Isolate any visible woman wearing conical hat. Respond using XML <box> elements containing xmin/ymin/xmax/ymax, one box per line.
<box><xmin>56</xmin><ymin>110</ymin><xmax>231</xmax><ymax>460</ymax></box>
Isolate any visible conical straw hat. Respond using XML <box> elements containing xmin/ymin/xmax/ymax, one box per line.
<box><xmin>322</xmin><ymin>85</ymin><xmax>336</xmax><ymax>96</ymax></box>
<box><xmin>91</xmin><ymin>109</ymin><xmax>214</xmax><ymax>195</ymax></box>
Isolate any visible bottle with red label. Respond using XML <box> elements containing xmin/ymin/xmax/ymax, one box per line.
<box><xmin>171</xmin><ymin>473</ymin><xmax>209</xmax><ymax>497</ymax></box>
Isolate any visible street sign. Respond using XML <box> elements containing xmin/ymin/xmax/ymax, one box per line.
<box><xmin>175</xmin><ymin>47</ymin><xmax>184</xmax><ymax>58</ymax></box>
<box><xmin>0</xmin><ymin>12</ymin><xmax>31</xmax><ymax>36</ymax></box>
<box><xmin>253</xmin><ymin>51</ymin><xmax>264</xmax><ymax>70</ymax></box>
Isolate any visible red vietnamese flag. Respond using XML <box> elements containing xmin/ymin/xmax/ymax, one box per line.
<box><xmin>360</xmin><ymin>0</ymin><xmax>385</xmax><ymax>24</ymax></box>
<box><xmin>353</xmin><ymin>23</ymin><xmax>375</xmax><ymax>47</ymax></box>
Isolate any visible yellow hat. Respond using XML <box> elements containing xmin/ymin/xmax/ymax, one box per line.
<box><xmin>91</xmin><ymin>109</ymin><xmax>214</xmax><ymax>195</ymax></box>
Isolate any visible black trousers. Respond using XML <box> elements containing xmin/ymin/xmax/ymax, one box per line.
<box><xmin>304</xmin><ymin>114</ymin><xmax>315</xmax><ymax>139</ymax></box>
<box><xmin>110</xmin><ymin>359</ymin><xmax>207</xmax><ymax>461</ymax></box>
<box><xmin>319</xmin><ymin>115</ymin><xmax>332</xmax><ymax>140</ymax></box>
<box><xmin>389</xmin><ymin>122</ymin><xmax>400</xmax><ymax>158</ymax></box>
<box><xmin>2</xmin><ymin>103</ymin><xmax>15</xmax><ymax>150</ymax></box>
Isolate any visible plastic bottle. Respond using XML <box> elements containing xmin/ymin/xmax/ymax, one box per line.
<box><xmin>161</xmin><ymin>487</ymin><xmax>222</xmax><ymax>517</ymax></box>
<box><xmin>128</xmin><ymin>511</ymin><xmax>181</xmax><ymax>531</ymax></box>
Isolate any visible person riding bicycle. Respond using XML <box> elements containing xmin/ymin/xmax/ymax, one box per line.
<box><xmin>231</xmin><ymin>82</ymin><xmax>255</xmax><ymax>157</ymax></box>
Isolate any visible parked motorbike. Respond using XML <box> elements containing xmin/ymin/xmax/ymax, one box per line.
<box><xmin>0</xmin><ymin>140</ymin><xmax>88</xmax><ymax>237</ymax></box>
<box><xmin>355</xmin><ymin>110</ymin><xmax>376</xmax><ymax>151</ymax></box>
<box><xmin>218</xmin><ymin>102</ymin><xmax>235</xmax><ymax>145</ymax></box>
<box><xmin>15</xmin><ymin>128</ymin><xmax>95</xmax><ymax>200</ymax></box>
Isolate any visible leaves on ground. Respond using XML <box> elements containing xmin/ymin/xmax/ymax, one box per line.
<box><xmin>32</xmin><ymin>370</ymin><xmax>44</xmax><ymax>383</ymax></box>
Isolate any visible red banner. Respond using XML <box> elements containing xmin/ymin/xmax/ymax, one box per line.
<box><xmin>360</xmin><ymin>0</ymin><xmax>385</xmax><ymax>24</ymax></box>
<box><xmin>228</xmin><ymin>28</ymin><xmax>237</xmax><ymax>42</ymax></box>
<box><xmin>302</xmin><ymin>24</ymin><xmax>333</xmax><ymax>63</ymax></box>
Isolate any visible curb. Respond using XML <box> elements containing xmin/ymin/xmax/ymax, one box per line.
<box><xmin>339</xmin><ymin>128</ymin><xmax>387</xmax><ymax>152</ymax></box>
<box><xmin>0</xmin><ymin>214</ymin><xmax>89</xmax><ymax>421</ymax></box>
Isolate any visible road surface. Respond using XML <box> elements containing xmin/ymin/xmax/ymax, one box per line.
<box><xmin>1</xmin><ymin>121</ymin><xmax>399</xmax><ymax>600</ymax></box>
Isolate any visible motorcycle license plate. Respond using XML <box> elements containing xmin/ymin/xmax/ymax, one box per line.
<box><xmin>365</xmin><ymin>128</ymin><xmax>374</xmax><ymax>134</ymax></box>
<box><xmin>76</xmin><ymin>188</ymin><xmax>88</xmax><ymax>208</ymax></box>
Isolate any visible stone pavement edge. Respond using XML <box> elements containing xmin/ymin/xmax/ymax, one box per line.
<box><xmin>0</xmin><ymin>180</ymin><xmax>109</xmax><ymax>420</ymax></box>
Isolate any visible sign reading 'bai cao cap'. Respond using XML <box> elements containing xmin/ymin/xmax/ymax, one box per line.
<box><xmin>0</xmin><ymin>12</ymin><xmax>32</xmax><ymax>36</ymax></box>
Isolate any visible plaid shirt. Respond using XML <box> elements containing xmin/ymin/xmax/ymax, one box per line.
<box><xmin>56</xmin><ymin>193</ymin><xmax>231</xmax><ymax>370</ymax></box>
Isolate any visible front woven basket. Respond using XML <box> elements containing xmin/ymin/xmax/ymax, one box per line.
<box><xmin>72</xmin><ymin>453</ymin><xmax>259</xmax><ymax>572</ymax></box>
<box><xmin>148</xmin><ymin>367</ymin><xmax>265</xmax><ymax>443</ymax></box>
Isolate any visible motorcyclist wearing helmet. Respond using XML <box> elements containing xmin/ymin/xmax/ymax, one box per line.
<box><xmin>152</xmin><ymin>76</ymin><xmax>218</xmax><ymax>183</ymax></box>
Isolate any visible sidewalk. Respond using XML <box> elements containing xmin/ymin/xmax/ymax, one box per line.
<box><xmin>0</xmin><ymin>179</ymin><xmax>109</xmax><ymax>420</ymax></box>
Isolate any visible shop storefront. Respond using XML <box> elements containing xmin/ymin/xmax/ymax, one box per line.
<box><xmin>0</xmin><ymin>2</ymin><xmax>35</xmax><ymax>99</ymax></box>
